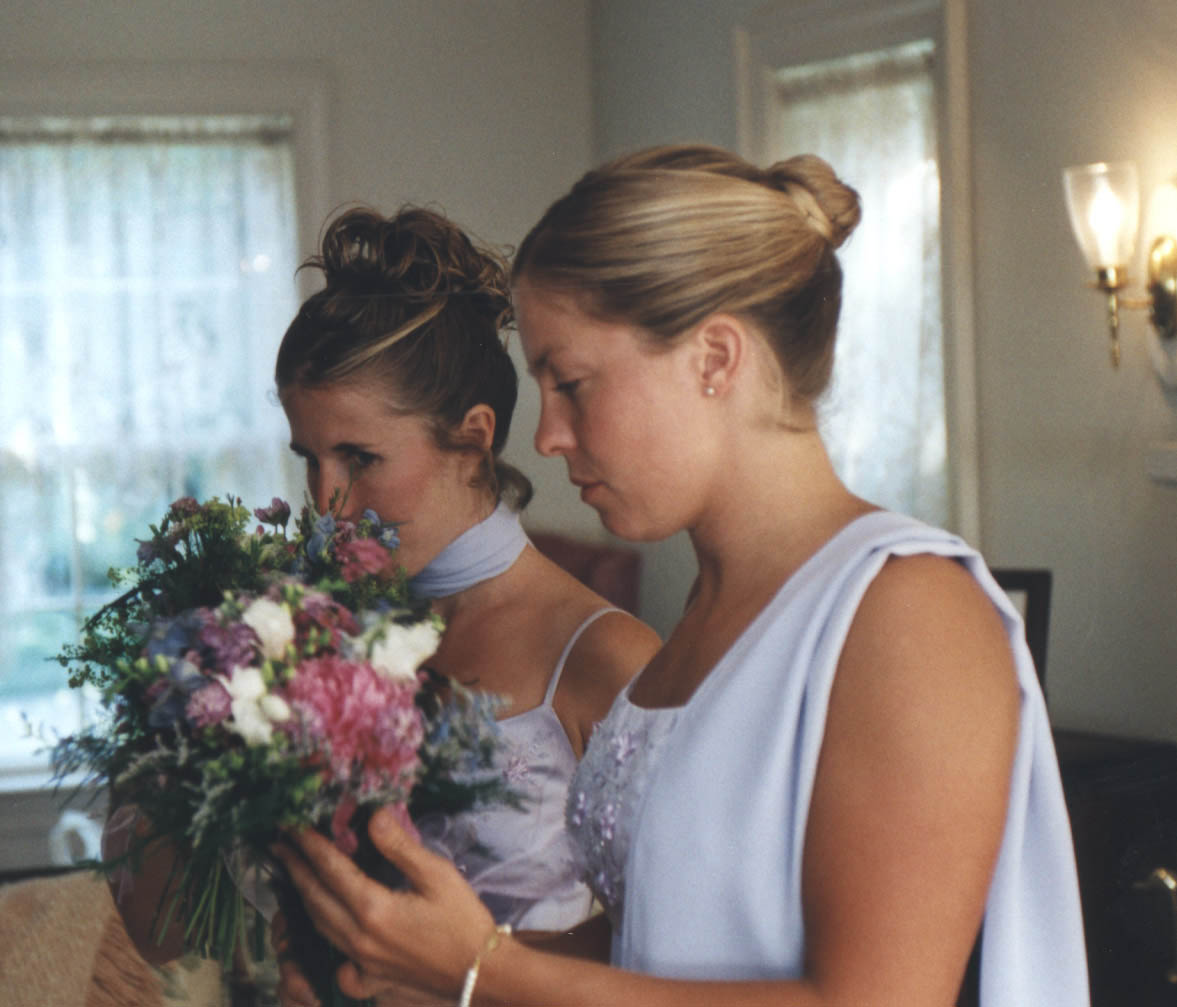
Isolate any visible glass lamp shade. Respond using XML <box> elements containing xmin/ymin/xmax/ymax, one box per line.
<box><xmin>1063</xmin><ymin>161</ymin><xmax>1140</xmax><ymax>272</ymax></box>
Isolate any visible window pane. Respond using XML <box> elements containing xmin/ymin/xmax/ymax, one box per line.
<box><xmin>774</xmin><ymin>40</ymin><xmax>948</xmax><ymax>525</ymax></box>
<box><xmin>0</xmin><ymin>116</ymin><xmax>301</xmax><ymax>775</ymax></box>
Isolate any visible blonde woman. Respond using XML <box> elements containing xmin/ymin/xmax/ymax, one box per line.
<box><xmin>275</xmin><ymin>150</ymin><xmax>1088</xmax><ymax>1007</ymax></box>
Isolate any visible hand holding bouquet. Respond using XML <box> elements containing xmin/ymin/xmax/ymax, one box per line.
<box><xmin>52</xmin><ymin>495</ymin><xmax>513</xmax><ymax>1006</ymax></box>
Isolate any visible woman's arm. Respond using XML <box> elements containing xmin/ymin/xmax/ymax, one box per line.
<box><xmin>273</xmin><ymin>912</ymin><xmax>613</xmax><ymax>1006</ymax></box>
<box><xmin>798</xmin><ymin>553</ymin><xmax>1019</xmax><ymax>1005</ymax></box>
<box><xmin>516</xmin><ymin>911</ymin><xmax>612</xmax><ymax>961</ymax></box>
<box><xmin>102</xmin><ymin>803</ymin><xmax>189</xmax><ymax>965</ymax></box>
<box><xmin>273</xmin><ymin>554</ymin><xmax>1020</xmax><ymax>1006</ymax></box>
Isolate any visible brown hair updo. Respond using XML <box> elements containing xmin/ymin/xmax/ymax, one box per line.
<box><xmin>276</xmin><ymin>205</ymin><xmax>532</xmax><ymax>508</ymax></box>
<box><xmin>511</xmin><ymin>144</ymin><xmax>861</xmax><ymax>404</ymax></box>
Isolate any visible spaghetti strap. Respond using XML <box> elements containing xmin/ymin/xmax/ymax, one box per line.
<box><xmin>542</xmin><ymin>607</ymin><xmax>623</xmax><ymax>706</ymax></box>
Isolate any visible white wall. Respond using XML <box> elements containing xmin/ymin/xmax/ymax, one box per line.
<box><xmin>590</xmin><ymin>0</ymin><xmax>1177</xmax><ymax>739</ymax></box>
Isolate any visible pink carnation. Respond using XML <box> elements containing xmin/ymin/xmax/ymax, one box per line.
<box><xmin>336</xmin><ymin>538</ymin><xmax>396</xmax><ymax>583</ymax></box>
<box><xmin>279</xmin><ymin>654</ymin><xmax>424</xmax><ymax>796</ymax></box>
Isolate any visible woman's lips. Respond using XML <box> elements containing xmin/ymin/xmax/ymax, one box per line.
<box><xmin>572</xmin><ymin>477</ymin><xmax>603</xmax><ymax>503</ymax></box>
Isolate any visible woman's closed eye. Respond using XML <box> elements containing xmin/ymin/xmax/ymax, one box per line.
<box><xmin>554</xmin><ymin>378</ymin><xmax>581</xmax><ymax>397</ymax></box>
<box><xmin>344</xmin><ymin>450</ymin><xmax>380</xmax><ymax>471</ymax></box>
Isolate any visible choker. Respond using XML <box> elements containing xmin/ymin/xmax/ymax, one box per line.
<box><xmin>409</xmin><ymin>501</ymin><xmax>529</xmax><ymax>599</ymax></box>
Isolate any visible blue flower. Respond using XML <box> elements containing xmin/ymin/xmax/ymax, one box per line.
<box><xmin>147</xmin><ymin>657</ymin><xmax>208</xmax><ymax>727</ymax></box>
<box><xmin>145</xmin><ymin>612</ymin><xmax>204</xmax><ymax>661</ymax></box>
<box><xmin>306</xmin><ymin>513</ymin><xmax>336</xmax><ymax>560</ymax></box>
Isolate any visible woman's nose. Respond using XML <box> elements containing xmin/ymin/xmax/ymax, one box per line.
<box><xmin>534</xmin><ymin>399</ymin><xmax>573</xmax><ymax>458</ymax></box>
<box><xmin>309</xmin><ymin>465</ymin><xmax>356</xmax><ymax>518</ymax></box>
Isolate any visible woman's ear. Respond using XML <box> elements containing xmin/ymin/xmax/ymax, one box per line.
<box><xmin>691</xmin><ymin>313</ymin><xmax>747</xmax><ymax>397</ymax></box>
<box><xmin>457</xmin><ymin>403</ymin><xmax>496</xmax><ymax>453</ymax></box>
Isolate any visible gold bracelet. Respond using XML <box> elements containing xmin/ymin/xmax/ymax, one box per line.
<box><xmin>457</xmin><ymin>923</ymin><xmax>511</xmax><ymax>1007</ymax></box>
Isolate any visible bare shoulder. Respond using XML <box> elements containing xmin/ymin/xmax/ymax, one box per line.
<box><xmin>556</xmin><ymin>603</ymin><xmax>661</xmax><ymax>757</ymax></box>
<box><xmin>508</xmin><ymin>545</ymin><xmax>660</xmax><ymax>753</ymax></box>
<box><xmin>845</xmin><ymin>553</ymin><xmax>1017</xmax><ymax>700</ymax></box>
<box><xmin>566</xmin><ymin>606</ymin><xmax>662</xmax><ymax>688</ymax></box>
<box><xmin>832</xmin><ymin>553</ymin><xmax>1020</xmax><ymax>759</ymax></box>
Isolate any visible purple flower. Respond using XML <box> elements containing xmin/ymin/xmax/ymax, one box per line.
<box><xmin>254</xmin><ymin>497</ymin><xmax>292</xmax><ymax>528</ymax></box>
<box><xmin>186</xmin><ymin>681</ymin><xmax>232</xmax><ymax>727</ymax></box>
<box><xmin>169</xmin><ymin>496</ymin><xmax>200</xmax><ymax>518</ymax></box>
<box><xmin>199</xmin><ymin>617</ymin><xmax>258</xmax><ymax>671</ymax></box>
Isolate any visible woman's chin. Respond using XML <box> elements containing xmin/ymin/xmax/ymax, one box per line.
<box><xmin>595</xmin><ymin>508</ymin><xmax>666</xmax><ymax>544</ymax></box>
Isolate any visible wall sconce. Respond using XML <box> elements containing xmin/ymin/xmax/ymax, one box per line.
<box><xmin>1063</xmin><ymin>161</ymin><xmax>1177</xmax><ymax>370</ymax></box>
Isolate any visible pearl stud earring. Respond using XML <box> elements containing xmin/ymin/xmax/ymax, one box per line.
<box><xmin>704</xmin><ymin>385</ymin><xmax>717</xmax><ymax>397</ymax></box>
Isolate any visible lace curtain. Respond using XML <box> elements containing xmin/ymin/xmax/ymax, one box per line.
<box><xmin>0</xmin><ymin>116</ymin><xmax>301</xmax><ymax>772</ymax></box>
<box><xmin>774</xmin><ymin>40</ymin><xmax>948</xmax><ymax>524</ymax></box>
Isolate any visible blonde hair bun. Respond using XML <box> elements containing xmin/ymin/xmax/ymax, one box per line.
<box><xmin>765</xmin><ymin>154</ymin><xmax>861</xmax><ymax>250</ymax></box>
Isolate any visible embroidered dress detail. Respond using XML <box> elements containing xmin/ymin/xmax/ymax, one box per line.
<box><xmin>566</xmin><ymin>687</ymin><xmax>681</xmax><ymax>926</ymax></box>
<box><xmin>409</xmin><ymin>501</ymin><xmax>528</xmax><ymax>599</ymax></box>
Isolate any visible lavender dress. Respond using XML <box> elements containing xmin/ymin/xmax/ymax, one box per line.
<box><xmin>567</xmin><ymin>512</ymin><xmax>1088</xmax><ymax>1005</ymax></box>
<box><xmin>420</xmin><ymin>607</ymin><xmax>620</xmax><ymax>931</ymax></box>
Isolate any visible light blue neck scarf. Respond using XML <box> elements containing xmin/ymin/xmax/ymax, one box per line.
<box><xmin>409</xmin><ymin>501</ymin><xmax>528</xmax><ymax>599</ymax></box>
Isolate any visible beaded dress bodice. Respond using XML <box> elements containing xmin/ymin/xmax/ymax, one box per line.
<box><xmin>565</xmin><ymin>685</ymin><xmax>682</xmax><ymax>926</ymax></box>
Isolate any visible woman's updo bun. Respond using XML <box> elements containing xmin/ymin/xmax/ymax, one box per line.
<box><xmin>277</xmin><ymin>205</ymin><xmax>531</xmax><ymax>509</ymax></box>
<box><xmin>764</xmin><ymin>154</ymin><xmax>861</xmax><ymax>250</ymax></box>
<box><xmin>512</xmin><ymin>144</ymin><xmax>861</xmax><ymax>405</ymax></box>
<box><xmin>316</xmin><ymin>208</ymin><xmax>512</xmax><ymax>324</ymax></box>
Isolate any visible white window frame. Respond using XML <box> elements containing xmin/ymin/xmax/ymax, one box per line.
<box><xmin>0</xmin><ymin>62</ymin><xmax>330</xmax><ymax>872</ymax></box>
<box><xmin>733</xmin><ymin>0</ymin><xmax>980</xmax><ymax>547</ymax></box>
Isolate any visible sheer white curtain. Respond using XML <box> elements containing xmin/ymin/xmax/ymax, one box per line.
<box><xmin>0</xmin><ymin>116</ymin><xmax>301</xmax><ymax>772</ymax></box>
<box><xmin>774</xmin><ymin>40</ymin><xmax>948</xmax><ymax>525</ymax></box>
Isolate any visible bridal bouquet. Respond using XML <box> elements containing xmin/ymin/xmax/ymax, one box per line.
<box><xmin>52</xmin><ymin>495</ymin><xmax>511</xmax><ymax>1006</ymax></box>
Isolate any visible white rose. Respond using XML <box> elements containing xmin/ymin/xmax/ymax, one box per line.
<box><xmin>241</xmin><ymin>597</ymin><xmax>295</xmax><ymax>661</ymax></box>
<box><xmin>368</xmin><ymin>621</ymin><xmax>441</xmax><ymax>682</ymax></box>
<box><xmin>220</xmin><ymin>666</ymin><xmax>291</xmax><ymax>746</ymax></box>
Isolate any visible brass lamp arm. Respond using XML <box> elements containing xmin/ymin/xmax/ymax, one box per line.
<box><xmin>1086</xmin><ymin>236</ymin><xmax>1177</xmax><ymax>369</ymax></box>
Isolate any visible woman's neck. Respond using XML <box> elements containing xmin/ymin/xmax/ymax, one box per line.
<box><xmin>688</xmin><ymin>429</ymin><xmax>872</xmax><ymax>603</ymax></box>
